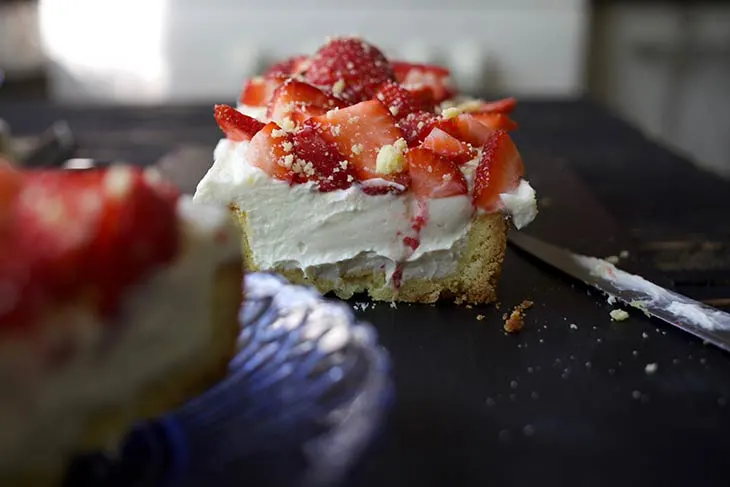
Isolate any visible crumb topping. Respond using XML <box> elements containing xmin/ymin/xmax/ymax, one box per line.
<box><xmin>104</xmin><ymin>165</ymin><xmax>134</xmax><ymax>199</ymax></box>
<box><xmin>280</xmin><ymin>117</ymin><xmax>296</xmax><ymax>132</ymax></box>
<box><xmin>375</xmin><ymin>138</ymin><xmax>407</xmax><ymax>174</ymax></box>
<box><xmin>441</xmin><ymin>106</ymin><xmax>462</xmax><ymax>119</ymax></box>
<box><xmin>332</xmin><ymin>79</ymin><xmax>346</xmax><ymax>97</ymax></box>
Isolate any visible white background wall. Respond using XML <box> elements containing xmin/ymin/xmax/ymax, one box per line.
<box><xmin>590</xmin><ymin>4</ymin><xmax>730</xmax><ymax>178</ymax></box>
<box><xmin>38</xmin><ymin>0</ymin><xmax>589</xmax><ymax>102</ymax></box>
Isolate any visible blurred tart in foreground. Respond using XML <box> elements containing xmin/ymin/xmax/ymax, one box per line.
<box><xmin>0</xmin><ymin>162</ymin><xmax>242</xmax><ymax>486</ymax></box>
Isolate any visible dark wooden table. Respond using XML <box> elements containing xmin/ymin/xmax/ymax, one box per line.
<box><xmin>2</xmin><ymin>98</ymin><xmax>730</xmax><ymax>487</ymax></box>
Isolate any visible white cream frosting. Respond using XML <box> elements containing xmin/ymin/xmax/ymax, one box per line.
<box><xmin>500</xmin><ymin>180</ymin><xmax>538</xmax><ymax>230</ymax></box>
<box><xmin>195</xmin><ymin>138</ymin><xmax>537</xmax><ymax>283</ymax></box>
<box><xmin>0</xmin><ymin>196</ymin><xmax>240</xmax><ymax>471</ymax></box>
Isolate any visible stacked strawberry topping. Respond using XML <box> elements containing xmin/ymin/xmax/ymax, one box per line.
<box><xmin>226</xmin><ymin>36</ymin><xmax>524</xmax><ymax>210</ymax></box>
<box><xmin>0</xmin><ymin>163</ymin><xmax>180</xmax><ymax>331</ymax></box>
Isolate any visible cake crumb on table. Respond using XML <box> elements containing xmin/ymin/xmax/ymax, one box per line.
<box><xmin>610</xmin><ymin>309</ymin><xmax>629</xmax><ymax>321</ymax></box>
<box><xmin>644</xmin><ymin>363</ymin><xmax>658</xmax><ymax>375</ymax></box>
<box><xmin>476</xmin><ymin>314</ymin><xmax>485</xmax><ymax>321</ymax></box>
<box><xmin>503</xmin><ymin>300</ymin><xmax>534</xmax><ymax>333</ymax></box>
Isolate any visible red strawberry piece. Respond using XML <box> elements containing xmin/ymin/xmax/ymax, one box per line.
<box><xmin>311</xmin><ymin>100</ymin><xmax>405</xmax><ymax>182</ymax></box>
<box><xmin>477</xmin><ymin>97</ymin><xmax>517</xmax><ymax>114</ymax></box>
<box><xmin>86</xmin><ymin>167</ymin><xmax>179</xmax><ymax>314</ymax></box>
<box><xmin>267</xmin><ymin>78</ymin><xmax>345</xmax><ymax>128</ymax></box>
<box><xmin>374</xmin><ymin>80</ymin><xmax>431</xmax><ymax>120</ymax></box>
<box><xmin>422</xmin><ymin>127</ymin><xmax>478</xmax><ymax>165</ymax></box>
<box><xmin>290</xmin><ymin>124</ymin><xmax>353</xmax><ymax>192</ymax></box>
<box><xmin>13</xmin><ymin>170</ymin><xmax>108</xmax><ymax>300</ymax></box>
<box><xmin>407</xmin><ymin>86</ymin><xmax>437</xmax><ymax>112</ymax></box>
<box><xmin>214</xmin><ymin>104</ymin><xmax>265</xmax><ymax>142</ymax></box>
<box><xmin>471</xmin><ymin>112</ymin><xmax>518</xmax><ymax>131</ymax></box>
<box><xmin>396</xmin><ymin>111</ymin><xmax>438</xmax><ymax>147</ymax></box>
<box><xmin>239</xmin><ymin>74</ymin><xmax>287</xmax><ymax>107</ymax></box>
<box><xmin>263</xmin><ymin>55</ymin><xmax>309</xmax><ymax>78</ymax></box>
<box><xmin>0</xmin><ymin>161</ymin><xmax>23</xmax><ymax>233</ymax></box>
<box><xmin>434</xmin><ymin>113</ymin><xmax>495</xmax><ymax>146</ymax></box>
<box><xmin>391</xmin><ymin>61</ymin><xmax>455</xmax><ymax>102</ymax></box>
<box><xmin>305</xmin><ymin>37</ymin><xmax>394</xmax><ymax>103</ymax></box>
<box><xmin>405</xmin><ymin>147</ymin><xmax>468</xmax><ymax>199</ymax></box>
<box><xmin>247</xmin><ymin>122</ymin><xmax>297</xmax><ymax>182</ymax></box>
<box><xmin>472</xmin><ymin>130</ymin><xmax>525</xmax><ymax>211</ymax></box>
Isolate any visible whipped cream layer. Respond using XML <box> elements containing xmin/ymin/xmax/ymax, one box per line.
<box><xmin>195</xmin><ymin>138</ymin><xmax>537</xmax><ymax>283</ymax></box>
<box><xmin>0</xmin><ymin>196</ymin><xmax>240</xmax><ymax>471</ymax></box>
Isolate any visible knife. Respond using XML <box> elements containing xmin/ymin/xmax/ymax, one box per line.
<box><xmin>508</xmin><ymin>232</ymin><xmax>730</xmax><ymax>352</ymax></box>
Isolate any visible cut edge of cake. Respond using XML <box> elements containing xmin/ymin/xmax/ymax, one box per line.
<box><xmin>233</xmin><ymin>205</ymin><xmax>507</xmax><ymax>304</ymax></box>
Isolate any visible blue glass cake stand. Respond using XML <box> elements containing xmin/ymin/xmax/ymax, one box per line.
<box><xmin>64</xmin><ymin>273</ymin><xmax>392</xmax><ymax>487</ymax></box>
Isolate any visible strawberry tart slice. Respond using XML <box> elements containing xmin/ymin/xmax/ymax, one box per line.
<box><xmin>0</xmin><ymin>162</ymin><xmax>242</xmax><ymax>486</ymax></box>
<box><xmin>194</xmin><ymin>36</ymin><xmax>537</xmax><ymax>304</ymax></box>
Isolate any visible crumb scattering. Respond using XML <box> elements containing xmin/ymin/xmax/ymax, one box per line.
<box><xmin>503</xmin><ymin>300</ymin><xmax>533</xmax><ymax>333</ymax></box>
<box><xmin>644</xmin><ymin>363</ymin><xmax>658</xmax><ymax>374</ymax></box>
<box><xmin>609</xmin><ymin>308</ymin><xmax>629</xmax><ymax>321</ymax></box>
<box><xmin>476</xmin><ymin>314</ymin><xmax>485</xmax><ymax>321</ymax></box>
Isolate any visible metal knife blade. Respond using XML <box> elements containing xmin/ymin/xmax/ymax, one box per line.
<box><xmin>508</xmin><ymin>232</ymin><xmax>730</xmax><ymax>352</ymax></box>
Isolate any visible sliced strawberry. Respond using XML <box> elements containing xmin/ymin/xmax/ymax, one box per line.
<box><xmin>264</xmin><ymin>55</ymin><xmax>309</xmax><ymax>78</ymax></box>
<box><xmin>422</xmin><ymin>127</ymin><xmax>478</xmax><ymax>164</ymax></box>
<box><xmin>392</xmin><ymin>61</ymin><xmax>455</xmax><ymax>102</ymax></box>
<box><xmin>471</xmin><ymin>112</ymin><xmax>518</xmax><ymax>131</ymax></box>
<box><xmin>374</xmin><ymin>80</ymin><xmax>431</xmax><ymax>120</ymax></box>
<box><xmin>239</xmin><ymin>74</ymin><xmax>287</xmax><ymax>107</ymax></box>
<box><xmin>434</xmin><ymin>113</ymin><xmax>495</xmax><ymax>146</ymax></box>
<box><xmin>473</xmin><ymin>130</ymin><xmax>525</xmax><ymax>211</ymax></box>
<box><xmin>305</xmin><ymin>37</ymin><xmax>394</xmax><ymax>103</ymax></box>
<box><xmin>247</xmin><ymin>122</ymin><xmax>296</xmax><ymax>182</ymax></box>
<box><xmin>407</xmin><ymin>86</ymin><xmax>437</xmax><ymax>112</ymax></box>
<box><xmin>478</xmin><ymin>97</ymin><xmax>518</xmax><ymax>114</ymax></box>
<box><xmin>392</xmin><ymin>61</ymin><xmax>448</xmax><ymax>82</ymax></box>
<box><xmin>290</xmin><ymin>124</ymin><xmax>354</xmax><ymax>192</ymax></box>
<box><xmin>311</xmin><ymin>100</ymin><xmax>405</xmax><ymax>182</ymax></box>
<box><xmin>267</xmin><ymin>79</ymin><xmax>345</xmax><ymax>128</ymax></box>
<box><xmin>214</xmin><ymin>104</ymin><xmax>265</xmax><ymax>142</ymax></box>
<box><xmin>396</xmin><ymin>111</ymin><xmax>438</xmax><ymax>147</ymax></box>
<box><xmin>406</xmin><ymin>147</ymin><xmax>468</xmax><ymax>199</ymax></box>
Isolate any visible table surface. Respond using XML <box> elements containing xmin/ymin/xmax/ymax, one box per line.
<box><xmin>2</xmin><ymin>98</ymin><xmax>730</xmax><ymax>487</ymax></box>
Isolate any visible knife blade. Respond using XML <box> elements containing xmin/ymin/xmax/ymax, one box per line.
<box><xmin>508</xmin><ymin>232</ymin><xmax>730</xmax><ymax>352</ymax></box>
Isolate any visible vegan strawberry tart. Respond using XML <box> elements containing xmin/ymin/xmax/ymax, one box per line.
<box><xmin>0</xmin><ymin>162</ymin><xmax>242</xmax><ymax>486</ymax></box>
<box><xmin>194</xmin><ymin>36</ymin><xmax>537</xmax><ymax>304</ymax></box>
